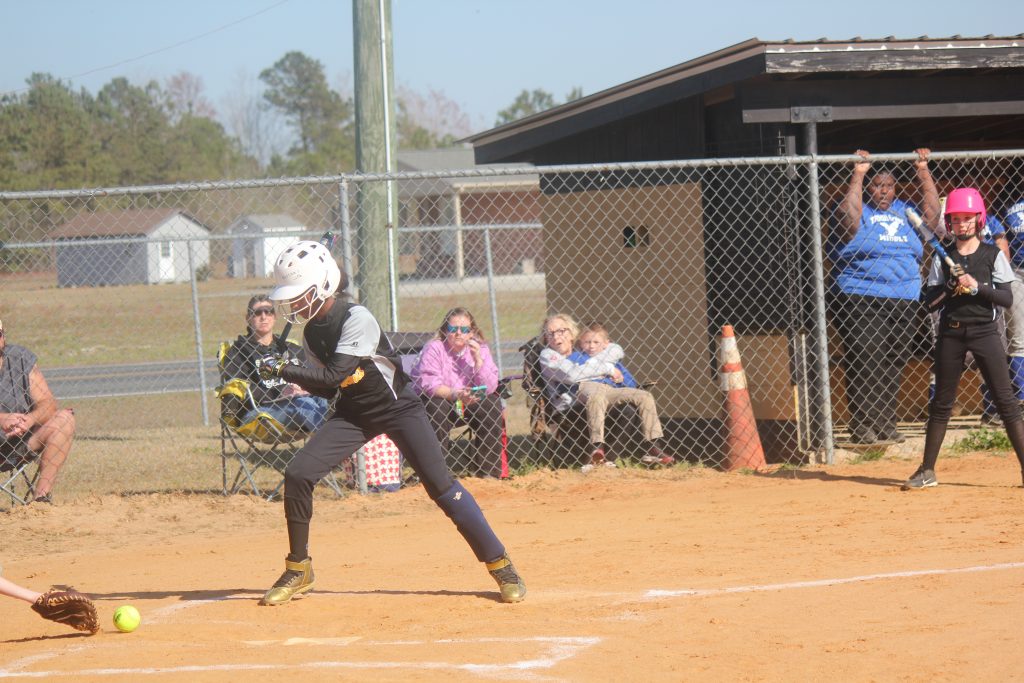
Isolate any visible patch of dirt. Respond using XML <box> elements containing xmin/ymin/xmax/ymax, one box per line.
<box><xmin>3</xmin><ymin>454</ymin><xmax>1024</xmax><ymax>681</ymax></box>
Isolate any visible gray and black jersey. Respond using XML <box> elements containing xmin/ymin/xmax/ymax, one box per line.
<box><xmin>281</xmin><ymin>301</ymin><xmax>407</xmax><ymax>414</ymax></box>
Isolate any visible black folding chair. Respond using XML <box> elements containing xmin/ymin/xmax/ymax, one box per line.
<box><xmin>1</xmin><ymin>439</ymin><xmax>39</xmax><ymax>507</ymax></box>
<box><xmin>216</xmin><ymin>341</ymin><xmax>347</xmax><ymax>500</ymax></box>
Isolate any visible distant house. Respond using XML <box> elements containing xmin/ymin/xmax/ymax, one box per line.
<box><xmin>226</xmin><ymin>214</ymin><xmax>307</xmax><ymax>279</ymax></box>
<box><xmin>396</xmin><ymin>148</ymin><xmax>540</xmax><ymax>279</ymax></box>
<box><xmin>51</xmin><ymin>209</ymin><xmax>210</xmax><ymax>287</ymax></box>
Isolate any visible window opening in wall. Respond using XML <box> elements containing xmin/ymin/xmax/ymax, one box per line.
<box><xmin>623</xmin><ymin>225</ymin><xmax>650</xmax><ymax>248</ymax></box>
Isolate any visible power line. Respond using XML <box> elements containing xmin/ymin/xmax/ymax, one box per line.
<box><xmin>2</xmin><ymin>0</ymin><xmax>292</xmax><ymax>97</ymax></box>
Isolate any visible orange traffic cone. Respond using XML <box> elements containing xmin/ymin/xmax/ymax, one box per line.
<box><xmin>718</xmin><ymin>325</ymin><xmax>767</xmax><ymax>471</ymax></box>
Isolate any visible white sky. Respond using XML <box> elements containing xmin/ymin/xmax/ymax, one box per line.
<box><xmin>2</xmin><ymin>0</ymin><xmax>1021</xmax><ymax>133</ymax></box>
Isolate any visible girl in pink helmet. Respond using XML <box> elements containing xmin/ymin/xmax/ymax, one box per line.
<box><xmin>903</xmin><ymin>188</ymin><xmax>1024</xmax><ymax>489</ymax></box>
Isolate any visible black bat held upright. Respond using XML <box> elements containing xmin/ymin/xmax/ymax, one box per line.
<box><xmin>276</xmin><ymin>321</ymin><xmax>293</xmax><ymax>357</ymax></box>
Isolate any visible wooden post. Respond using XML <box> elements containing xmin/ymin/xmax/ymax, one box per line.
<box><xmin>353</xmin><ymin>0</ymin><xmax>396</xmax><ymax>325</ymax></box>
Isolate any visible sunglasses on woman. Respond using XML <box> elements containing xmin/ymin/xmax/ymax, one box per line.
<box><xmin>250</xmin><ymin>307</ymin><xmax>275</xmax><ymax>317</ymax></box>
<box><xmin>446</xmin><ymin>324</ymin><xmax>472</xmax><ymax>334</ymax></box>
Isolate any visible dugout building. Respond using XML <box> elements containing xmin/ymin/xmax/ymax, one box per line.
<box><xmin>468</xmin><ymin>35</ymin><xmax>1024</xmax><ymax>460</ymax></box>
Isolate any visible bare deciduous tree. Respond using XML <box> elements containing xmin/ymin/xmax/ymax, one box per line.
<box><xmin>164</xmin><ymin>71</ymin><xmax>216</xmax><ymax>124</ymax></box>
<box><xmin>221</xmin><ymin>68</ymin><xmax>287</xmax><ymax>170</ymax></box>
<box><xmin>396</xmin><ymin>85</ymin><xmax>474</xmax><ymax>149</ymax></box>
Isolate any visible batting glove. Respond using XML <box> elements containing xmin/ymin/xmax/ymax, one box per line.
<box><xmin>949</xmin><ymin>263</ymin><xmax>966</xmax><ymax>278</ymax></box>
<box><xmin>258</xmin><ymin>355</ymin><xmax>287</xmax><ymax>380</ymax></box>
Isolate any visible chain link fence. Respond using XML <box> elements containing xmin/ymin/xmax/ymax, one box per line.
<box><xmin>2</xmin><ymin>149</ymin><xmax>1023</xmax><ymax>504</ymax></box>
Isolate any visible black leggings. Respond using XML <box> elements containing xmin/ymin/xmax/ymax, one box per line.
<box><xmin>923</xmin><ymin>320</ymin><xmax>1024</xmax><ymax>470</ymax></box>
<box><xmin>281</xmin><ymin>386</ymin><xmax>505</xmax><ymax>562</ymax></box>
<box><xmin>929</xmin><ymin>321</ymin><xmax>1020</xmax><ymax>424</ymax></box>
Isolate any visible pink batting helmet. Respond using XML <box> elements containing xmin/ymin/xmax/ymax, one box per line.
<box><xmin>944</xmin><ymin>187</ymin><xmax>987</xmax><ymax>231</ymax></box>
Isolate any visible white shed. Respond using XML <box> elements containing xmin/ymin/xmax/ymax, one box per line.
<box><xmin>227</xmin><ymin>214</ymin><xmax>308</xmax><ymax>278</ymax></box>
<box><xmin>51</xmin><ymin>209</ymin><xmax>210</xmax><ymax>287</ymax></box>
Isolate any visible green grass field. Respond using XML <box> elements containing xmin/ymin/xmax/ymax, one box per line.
<box><xmin>2</xmin><ymin>271</ymin><xmax>546</xmax><ymax>366</ymax></box>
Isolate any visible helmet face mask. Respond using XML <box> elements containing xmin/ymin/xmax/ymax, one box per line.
<box><xmin>269</xmin><ymin>241</ymin><xmax>341</xmax><ymax>323</ymax></box>
<box><xmin>949</xmin><ymin>213</ymin><xmax>981</xmax><ymax>241</ymax></box>
<box><xmin>275</xmin><ymin>285</ymin><xmax>323</xmax><ymax>324</ymax></box>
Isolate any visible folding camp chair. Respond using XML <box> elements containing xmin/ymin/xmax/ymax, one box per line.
<box><xmin>433</xmin><ymin>376</ymin><xmax>517</xmax><ymax>478</ymax></box>
<box><xmin>519</xmin><ymin>336</ymin><xmax>587</xmax><ymax>466</ymax></box>
<box><xmin>216</xmin><ymin>341</ymin><xmax>347</xmax><ymax>501</ymax></box>
<box><xmin>1</xmin><ymin>439</ymin><xmax>39</xmax><ymax>507</ymax></box>
<box><xmin>519</xmin><ymin>336</ymin><xmax>657</xmax><ymax>468</ymax></box>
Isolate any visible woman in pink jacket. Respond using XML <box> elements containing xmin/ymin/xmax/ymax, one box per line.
<box><xmin>411</xmin><ymin>307</ymin><xmax>507</xmax><ymax>479</ymax></box>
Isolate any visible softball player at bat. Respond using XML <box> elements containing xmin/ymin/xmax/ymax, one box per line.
<box><xmin>256</xmin><ymin>240</ymin><xmax>526</xmax><ymax>605</ymax></box>
<box><xmin>903</xmin><ymin>188</ymin><xmax>1024</xmax><ymax>490</ymax></box>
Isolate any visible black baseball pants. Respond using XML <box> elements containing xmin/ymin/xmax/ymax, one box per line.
<box><xmin>922</xmin><ymin>320</ymin><xmax>1024</xmax><ymax>471</ymax></box>
<box><xmin>281</xmin><ymin>385</ymin><xmax>505</xmax><ymax>562</ymax></box>
<box><xmin>835</xmin><ymin>293</ymin><xmax>917</xmax><ymax>439</ymax></box>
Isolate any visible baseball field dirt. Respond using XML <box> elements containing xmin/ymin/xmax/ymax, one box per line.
<box><xmin>3</xmin><ymin>452</ymin><xmax>1024</xmax><ymax>681</ymax></box>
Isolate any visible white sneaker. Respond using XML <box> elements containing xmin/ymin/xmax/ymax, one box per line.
<box><xmin>580</xmin><ymin>464</ymin><xmax>595</xmax><ymax>473</ymax></box>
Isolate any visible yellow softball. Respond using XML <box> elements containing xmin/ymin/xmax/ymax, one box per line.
<box><xmin>113</xmin><ymin>605</ymin><xmax>141</xmax><ymax>633</ymax></box>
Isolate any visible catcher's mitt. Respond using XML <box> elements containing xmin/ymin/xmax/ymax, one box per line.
<box><xmin>31</xmin><ymin>588</ymin><xmax>100</xmax><ymax>634</ymax></box>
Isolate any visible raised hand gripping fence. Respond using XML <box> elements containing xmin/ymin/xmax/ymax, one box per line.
<box><xmin>1</xmin><ymin>149</ymin><xmax>1023</xmax><ymax>501</ymax></box>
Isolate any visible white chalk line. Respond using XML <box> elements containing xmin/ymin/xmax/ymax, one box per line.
<box><xmin>242</xmin><ymin>636</ymin><xmax>361</xmax><ymax>647</ymax></box>
<box><xmin>1</xmin><ymin>644</ymin><xmax>94</xmax><ymax>675</ymax></box>
<box><xmin>0</xmin><ymin>636</ymin><xmax>599</xmax><ymax>679</ymax></box>
<box><xmin>645</xmin><ymin>560</ymin><xmax>1024</xmax><ymax>598</ymax></box>
<box><xmin>5</xmin><ymin>560</ymin><xmax>1024</xmax><ymax>679</ymax></box>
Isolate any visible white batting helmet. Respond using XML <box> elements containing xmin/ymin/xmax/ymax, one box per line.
<box><xmin>269</xmin><ymin>241</ymin><xmax>341</xmax><ymax>323</ymax></box>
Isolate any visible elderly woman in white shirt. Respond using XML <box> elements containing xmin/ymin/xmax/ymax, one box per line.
<box><xmin>538</xmin><ymin>313</ymin><xmax>627</xmax><ymax>470</ymax></box>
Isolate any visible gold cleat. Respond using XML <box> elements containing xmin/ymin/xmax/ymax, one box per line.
<box><xmin>260</xmin><ymin>557</ymin><xmax>315</xmax><ymax>606</ymax></box>
<box><xmin>486</xmin><ymin>553</ymin><xmax>527</xmax><ymax>603</ymax></box>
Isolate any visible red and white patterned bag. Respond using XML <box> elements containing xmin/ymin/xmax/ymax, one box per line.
<box><xmin>359</xmin><ymin>434</ymin><xmax>403</xmax><ymax>490</ymax></box>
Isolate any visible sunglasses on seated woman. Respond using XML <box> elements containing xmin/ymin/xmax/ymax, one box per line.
<box><xmin>446</xmin><ymin>324</ymin><xmax>472</xmax><ymax>334</ymax></box>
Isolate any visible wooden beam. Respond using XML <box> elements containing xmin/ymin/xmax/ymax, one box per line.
<box><xmin>741</xmin><ymin>75</ymin><xmax>1024</xmax><ymax>122</ymax></box>
<box><xmin>766</xmin><ymin>47</ymin><xmax>1024</xmax><ymax>73</ymax></box>
<box><xmin>745</xmin><ymin>101</ymin><xmax>1024</xmax><ymax>123</ymax></box>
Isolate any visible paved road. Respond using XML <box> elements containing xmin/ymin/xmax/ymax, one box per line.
<box><xmin>46</xmin><ymin>346</ymin><xmax>529</xmax><ymax>400</ymax></box>
<box><xmin>45</xmin><ymin>360</ymin><xmax>222</xmax><ymax>400</ymax></box>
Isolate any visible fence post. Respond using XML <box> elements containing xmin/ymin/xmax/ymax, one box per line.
<box><xmin>386</xmin><ymin>195</ymin><xmax>399</xmax><ymax>331</ymax></box>
<box><xmin>356</xmin><ymin>447</ymin><xmax>368</xmax><ymax>495</ymax></box>
<box><xmin>338</xmin><ymin>179</ymin><xmax>357</xmax><ymax>300</ymax></box>
<box><xmin>454</xmin><ymin>188</ymin><xmax>465</xmax><ymax>281</ymax></box>
<box><xmin>187</xmin><ymin>239</ymin><xmax>209</xmax><ymax>426</ymax></box>
<box><xmin>482</xmin><ymin>225</ymin><xmax>503</xmax><ymax>376</ymax></box>
<box><xmin>803</xmin><ymin>122</ymin><xmax>835</xmax><ymax>464</ymax></box>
